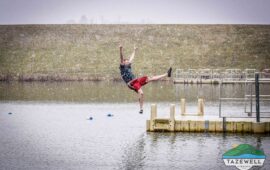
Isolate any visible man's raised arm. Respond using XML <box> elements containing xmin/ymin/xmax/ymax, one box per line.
<box><xmin>129</xmin><ymin>45</ymin><xmax>138</xmax><ymax>63</ymax></box>
<box><xmin>119</xmin><ymin>44</ymin><xmax>124</xmax><ymax>63</ymax></box>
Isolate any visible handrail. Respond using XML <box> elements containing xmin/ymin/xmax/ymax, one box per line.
<box><xmin>219</xmin><ymin>73</ymin><xmax>270</xmax><ymax>119</ymax></box>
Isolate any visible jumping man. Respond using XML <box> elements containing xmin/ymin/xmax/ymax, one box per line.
<box><xmin>119</xmin><ymin>44</ymin><xmax>172</xmax><ymax>114</ymax></box>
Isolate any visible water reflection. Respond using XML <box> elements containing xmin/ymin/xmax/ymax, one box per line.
<box><xmin>142</xmin><ymin>132</ymin><xmax>270</xmax><ymax>169</ymax></box>
<box><xmin>120</xmin><ymin>133</ymin><xmax>146</xmax><ymax>169</ymax></box>
<box><xmin>0</xmin><ymin>81</ymin><xmax>269</xmax><ymax>103</ymax></box>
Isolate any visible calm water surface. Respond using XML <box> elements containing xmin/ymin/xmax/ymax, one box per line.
<box><xmin>0</xmin><ymin>82</ymin><xmax>269</xmax><ymax>169</ymax></box>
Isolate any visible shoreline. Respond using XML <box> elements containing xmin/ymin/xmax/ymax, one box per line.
<box><xmin>0</xmin><ymin>73</ymin><xmax>172</xmax><ymax>82</ymax></box>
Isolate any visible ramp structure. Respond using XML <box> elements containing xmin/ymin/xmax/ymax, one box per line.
<box><xmin>174</xmin><ymin>69</ymin><xmax>270</xmax><ymax>84</ymax></box>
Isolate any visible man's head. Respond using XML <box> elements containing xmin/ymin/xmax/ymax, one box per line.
<box><xmin>123</xmin><ymin>58</ymin><xmax>129</xmax><ymax>64</ymax></box>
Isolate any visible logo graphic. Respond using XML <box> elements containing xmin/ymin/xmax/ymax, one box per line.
<box><xmin>222</xmin><ymin>144</ymin><xmax>266</xmax><ymax>170</ymax></box>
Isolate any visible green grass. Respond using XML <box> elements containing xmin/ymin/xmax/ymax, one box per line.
<box><xmin>0</xmin><ymin>24</ymin><xmax>270</xmax><ymax>81</ymax></box>
<box><xmin>223</xmin><ymin>144</ymin><xmax>265</xmax><ymax>156</ymax></box>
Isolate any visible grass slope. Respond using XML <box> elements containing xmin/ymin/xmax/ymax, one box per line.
<box><xmin>223</xmin><ymin>144</ymin><xmax>265</xmax><ymax>156</ymax></box>
<box><xmin>0</xmin><ymin>24</ymin><xmax>270</xmax><ymax>80</ymax></box>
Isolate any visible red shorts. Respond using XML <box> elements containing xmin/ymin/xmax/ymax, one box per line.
<box><xmin>128</xmin><ymin>76</ymin><xmax>148</xmax><ymax>92</ymax></box>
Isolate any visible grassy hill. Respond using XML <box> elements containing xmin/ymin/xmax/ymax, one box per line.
<box><xmin>223</xmin><ymin>144</ymin><xmax>265</xmax><ymax>157</ymax></box>
<box><xmin>0</xmin><ymin>24</ymin><xmax>270</xmax><ymax>81</ymax></box>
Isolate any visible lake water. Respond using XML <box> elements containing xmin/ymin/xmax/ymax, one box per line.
<box><xmin>0</xmin><ymin>81</ymin><xmax>269</xmax><ymax>169</ymax></box>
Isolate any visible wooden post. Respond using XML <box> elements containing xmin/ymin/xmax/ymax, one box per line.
<box><xmin>150</xmin><ymin>104</ymin><xmax>157</xmax><ymax>131</ymax></box>
<box><xmin>181</xmin><ymin>98</ymin><xmax>186</xmax><ymax>115</ymax></box>
<box><xmin>198</xmin><ymin>98</ymin><xmax>204</xmax><ymax>116</ymax></box>
<box><xmin>169</xmin><ymin>104</ymin><xmax>175</xmax><ymax>131</ymax></box>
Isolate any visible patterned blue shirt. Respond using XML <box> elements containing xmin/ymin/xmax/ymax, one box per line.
<box><xmin>119</xmin><ymin>63</ymin><xmax>136</xmax><ymax>83</ymax></box>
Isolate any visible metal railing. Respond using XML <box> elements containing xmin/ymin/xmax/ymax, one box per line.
<box><xmin>175</xmin><ymin>68</ymin><xmax>270</xmax><ymax>82</ymax></box>
<box><xmin>219</xmin><ymin>72</ymin><xmax>270</xmax><ymax>120</ymax></box>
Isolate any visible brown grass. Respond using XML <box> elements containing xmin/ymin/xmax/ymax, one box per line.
<box><xmin>0</xmin><ymin>24</ymin><xmax>270</xmax><ymax>81</ymax></box>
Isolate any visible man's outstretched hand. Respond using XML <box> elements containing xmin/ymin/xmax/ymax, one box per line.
<box><xmin>119</xmin><ymin>44</ymin><xmax>123</xmax><ymax>49</ymax></box>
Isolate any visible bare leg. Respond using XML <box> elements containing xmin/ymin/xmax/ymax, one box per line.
<box><xmin>147</xmin><ymin>73</ymin><xmax>167</xmax><ymax>82</ymax></box>
<box><xmin>138</xmin><ymin>88</ymin><xmax>144</xmax><ymax>112</ymax></box>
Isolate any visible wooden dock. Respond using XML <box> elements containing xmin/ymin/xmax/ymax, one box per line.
<box><xmin>146</xmin><ymin>104</ymin><xmax>270</xmax><ymax>133</ymax></box>
<box><xmin>174</xmin><ymin>69</ymin><xmax>270</xmax><ymax>84</ymax></box>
